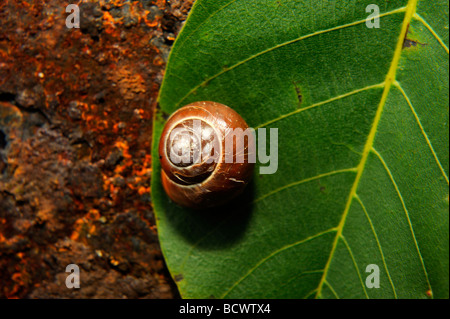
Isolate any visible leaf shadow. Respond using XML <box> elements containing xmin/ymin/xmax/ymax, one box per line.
<box><xmin>162</xmin><ymin>180</ymin><xmax>255</xmax><ymax>251</ymax></box>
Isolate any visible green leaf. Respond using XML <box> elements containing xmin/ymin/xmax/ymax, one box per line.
<box><xmin>152</xmin><ymin>0</ymin><xmax>449</xmax><ymax>299</ymax></box>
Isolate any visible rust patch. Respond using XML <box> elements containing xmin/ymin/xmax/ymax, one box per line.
<box><xmin>0</xmin><ymin>0</ymin><xmax>192</xmax><ymax>299</ymax></box>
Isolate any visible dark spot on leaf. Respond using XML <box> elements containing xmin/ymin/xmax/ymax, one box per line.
<box><xmin>208</xmin><ymin>295</ymin><xmax>216</xmax><ymax>299</ymax></box>
<box><xmin>318</xmin><ymin>181</ymin><xmax>326</xmax><ymax>193</ymax></box>
<box><xmin>174</xmin><ymin>274</ymin><xmax>184</xmax><ymax>282</ymax></box>
<box><xmin>403</xmin><ymin>39</ymin><xmax>427</xmax><ymax>49</ymax></box>
<box><xmin>403</xmin><ymin>25</ymin><xmax>427</xmax><ymax>49</ymax></box>
<box><xmin>403</xmin><ymin>39</ymin><xmax>416</xmax><ymax>48</ymax></box>
<box><xmin>162</xmin><ymin>111</ymin><xmax>170</xmax><ymax>121</ymax></box>
<box><xmin>403</xmin><ymin>38</ymin><xmax>427</xmax><ymax>48</ymax></box>
<box><xmin>293</xmin><ymin>81</ymin><xmax>302</xmax><ymax>106</ymax></box>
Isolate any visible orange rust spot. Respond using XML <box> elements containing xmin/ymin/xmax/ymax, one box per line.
<box><xmin>110</xmin><ymin>258</ymin><xmax>120</xmax><ymax>266</ymax></box>
<box><xmin>11</xmin><ymin>273</ymin><xmax>22</xmax><ymax>282</ymax></box>
<box><xmin>70</xmin><ymin>217</ymin><xmax>86</xmax><ymax>241</ymax></box>
<box><xmin>155</xmin><ymin>0</ymin><xmax>166</xmax><ymax>7</ymax></box>
<box><xmin>103</xmin><ymin>11</ymin><xmax>117</xmax><ymax>27</ymax></box>
<box><xmin>138</xmin><ymin>186</ymin><xmax>150</xmax><ymax>195</ymax></box>
<box><xmin>87</xmin><ymin>209</ymin><xmax>100</xmax><ymax>220</ymax></box>
<box><xmin>153</xmin><ymin>56</ymin><xmax>164</xmax><ymax>66</ymax></box>
<box><xmin>145</xmin><ymin>20</ymin><xmax>159</xmax><ymax>28</ymax></box>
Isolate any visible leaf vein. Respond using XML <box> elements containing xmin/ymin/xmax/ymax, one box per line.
<box><xmin>266</xmin><ymin>269</ymin><xmax>324</xmax><ymax>298</ymax></box>
<box><xmin>255</xmin><ymin>83</ymin><xmax>385</xmax><ymax>129</ymax></box>
<box><xmin>324</xmin><ymin>281</ymin><xmax>340</xmax><ymax>299</ymax></box>
<box><xmin>175</xmin><ymin>6</ymin><xmax>407</xmax><ymax>108</ymax></box>
<box><xmin>413</xmin><ymin>13</ymin><xmax>449</xmax><ymax>54</ymax></box>
<box><xmin>253</xmin><ymin>167</ymin><xmax>358</xmax><ymax>203</ymax></box>
<box><xmin>393</xmin><ymin>81</ymin><xmax>449</xmax><ymax>184</ymax></box>
<box><xmin>371</xmin><ymin>147</ymin><xmax>432</xmax><ymax>297</ymax></box>
<box><xmin>220</xmin><ymin>228</ymin><xmax>337</xmax><ymax>298</ymax></box>
<box><xmin>303</xmin><ymin>288</ymin><xmax>319</xmax><ymax>299</ymax></box>
<box><xmin>355</xmin><ymin>194</ymin><xmax>398</xmax><ymax>298</ymax></box>
<box><xmin>340</xmin><ymin>235</ymin><xmax>369</xmax><ymax>299</ymax></box>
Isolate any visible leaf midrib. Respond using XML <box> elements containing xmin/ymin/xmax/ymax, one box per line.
<box><xmin>315</xmin><ymin>0</ymin><xmax>427</xmax><ymax>299</ymax></box>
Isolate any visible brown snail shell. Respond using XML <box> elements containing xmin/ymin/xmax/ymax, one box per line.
<box><xmin>158</xmin><ymin>101</ymin><xmax>255</xmax><ymax>209</ymax></box>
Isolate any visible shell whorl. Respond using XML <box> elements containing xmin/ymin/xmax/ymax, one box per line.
<box><xmin>158</xmin><ymin>101</ymin><xmax>254</xmax><ymax>209</ymax></box>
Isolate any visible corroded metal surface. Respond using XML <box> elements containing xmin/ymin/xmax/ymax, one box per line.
<box><xmin>0</xmin><ymin>0</ymin><xmax>193</xmax><ymax>298</ymax></box>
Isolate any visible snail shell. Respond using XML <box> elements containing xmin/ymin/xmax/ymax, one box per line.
<box><xmin>158</xmin><ymin>101</ymin><xmax>255</xmax><ymax>209</ymax></box>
